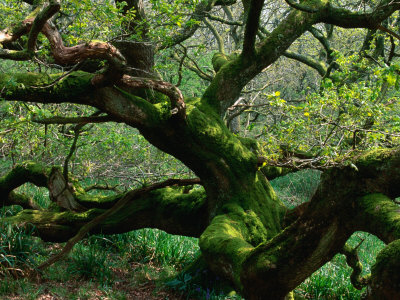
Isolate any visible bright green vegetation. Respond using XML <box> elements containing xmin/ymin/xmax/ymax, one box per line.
<box><xmin>1</xmin><ymin>0</ymin><xmax>400</xmax><ymax>298</ymax></box>
<box><xmin>297</xmin><ymin>232</ymin><xmax>384</xmax><ymax>299</ymax></box>
<box><xmin>270</xmin><ymin>170</ymin><xmax>386</xmax><ymax>299</ymax></box>
<box><xmin>270</xmin><ymin>169</ymin><xmax>322</xmax><ymax>208</ymax></box>
<box><xmin>0</xmin><ymin>172</ymin><xmax>386</xmax><ymax>299</ymax></box>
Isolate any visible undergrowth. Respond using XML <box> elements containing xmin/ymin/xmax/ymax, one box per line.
<box><xmin>0</xmin><ymin>171</ymin><xmax>387</xmax><ymax>299</ymax></box>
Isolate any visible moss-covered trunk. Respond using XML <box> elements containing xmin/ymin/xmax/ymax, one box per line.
<box><xmin>3</xmin><ymin>0</ymin><xmax>400</xmax><ymax>298</ymax></box>
<box><xmin>2</xmin><ymin>76</ymin><xmax>400</xmax><ymax>298</ymax></box>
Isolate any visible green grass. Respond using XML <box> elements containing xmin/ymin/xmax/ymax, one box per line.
<box><xmin>0</xmin><ymin>278</ymin><xmax>42</xmax><ymax>299</ymax></box>
<box><xmin>271</xmin><ymin>170</ymin><xmax>386</xmax><ymax>299</ymax></box>
<box><xmin>297</xmin><ymin>232</ymin><xmax>385</xmax><ymax>299</ymax></box>
<box><xmin>0</xmin><ymin>170</ymin><xmax>389</xmax><ymax>299</ymax></box>
<box><xmin>67</xmin><ymin>243</ymin><xmax>115</xmax><ymax>285</ymax></box>
<box><xmin>14</xmin><ymin>183</ymin><xmax>51</xmax><ymax>209</ymax></box>
<box><xmin>270</xmin><ymin>169</ymin><xmax>321</xmax><ymax>208</ymax></box>
<box><xmin>0</xmin><ymin>207</ymin><xmax>44</xmax><ymax>277</ymax></box>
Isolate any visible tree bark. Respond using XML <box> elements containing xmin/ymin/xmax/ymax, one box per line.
<box><xmin>2</xmin><ymin>1</ymin><xmax>400</xmax><ymax>298</ymax></box>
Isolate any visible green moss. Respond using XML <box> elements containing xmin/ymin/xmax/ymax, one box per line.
<box><xmin>184</xmin><ymin>100</ymin><xmax>288</xmax><ymax>235</ymax></box>
<box><xmin>199</xmin><ymin>213</ymin><xmax>255</xmax><ymax>289</ymax></box>
<box><xmin>237</xmin><ymin>136</ymin><xmax>259</xmax><ymax>153</ymax></box>
<box><xmin>0</xmin><ymin>161</ymin><xmax>48</xmax><ymax>193</ymax></box>
<box><xmin>357</xmin><ymin>193</ymin><xmax>400</xmax><ymax>240</ymax></box>
<box><xmin>370</xmin><ymin>240</ymin><xmax>400</xmax><ymax>298</ymax></box>
<box><xmin>211</xmin><ymin>52</ymin><xmax>240</xmax><ymax>73</ymax></box>
<box><xmin>0</xmin><ymin>71</ymin><xmax>95</xmax><ymax>102</ymax></box>
<box><xmin>212</xmin><ymin>52</ymin><xmax>229</xmax><ymax>72</ymax></box>
<box><xmin>114</xmin><ymin>86</ymin><xmax>170</xmax><ymax>126</ymax></box>
<box><xmin>76</xmin><ymin>193</ymin><xmax>122</xmax><ymax>209</ymax></box>
<box><xmin>185</xmin><ymin>99</ymin><xmax>286</xmax><ymax>231</ymax></box>
<box><xmin>5</xmin><ymin>207</ymin><xmax>102</xmax><ymax>224</ymax></box>
<box><xmin>372</xmin><ymin>239</ymin><xmax>400</xmax><ymax>278</ymax></box>
<box><xmin>222</xmin><ymin>204</ymin><xmax>268</xmax><ymax>245</ymax></box>
<box><xmin>156</xmin><ymin>187</ymin><xmax>206</xmax><ymax>212</ymax></box>
<box><xmin>198</xmin><ymin>195</ymin><xmax>285</xmax><ymax>292</ymax></box>
<box><xmin>6</xmin><ymin>192</ymin><xmax>36</xmax><ymax>209</ymax></box>
<box><xmin>355</xmin><ymin>148</ymin><xmax>398</xmax><ymax>169</ymax></box>
<box><xmin>4</xmin><ymin>184</ymin><xmax>208</xmax><ymax>241</ymax></box>
<box><xmin>186</xmin><ymin>100</ymin><xmax>257</xmax><ymax>174</ymax></box>
<box><xmin>101</xmin><ymin>187</ymin><xmax>207</xmax><ymax>227</ymax></box>
<box><xmin>260</xmin><ymin>166</ymin><xmax>292</xmax><ymax>180</ymax></box>
<box><xmin>54</xmin><ymin>71</ymin><xmax>95</xmax><ymax>97</ymax></box>
<box><xmin>202</xmin><ymin>55</ymin><xmax>245</xmax><ymax>110</ymax></box>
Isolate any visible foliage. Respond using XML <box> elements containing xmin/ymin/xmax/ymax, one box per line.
<box><xmin>256</xmin><ymin>54</ymin><xmax>400</xmax><ymax>165</ymax></box>
<box><xmin>0</xmin><ymin>207</ymin><xmax>42</xmax><ymax>277</ymax></box>
<box><xmin>0</xmin><ymin>0</ymin><xmax>400</xmax><ymax>298</ymax></box>
<box><xmin>270</xmin><ymin>169</ymin><xmax>321</xmax><ymax>208</ymax></box>
<box><xmin>0</xmin><ymin>172</ymin><xmax>390</xmax><ymax>299</ymax></box>
<box><xmin>67</xmin><ymin>242</ymin><xmax>114</xmax><ymax>285</ymax></box>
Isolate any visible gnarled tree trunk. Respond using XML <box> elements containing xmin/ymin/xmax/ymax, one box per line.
<box><xmin>1</xmin><ymin>0</ymin><xmax>400</xmax><ymax>299</ymax></box>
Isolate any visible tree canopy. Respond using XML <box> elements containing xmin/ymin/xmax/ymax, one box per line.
<box><xmin>1</xmin><ymin>0</ymin><xmax>400</xmax><ymax>299</ymax></box>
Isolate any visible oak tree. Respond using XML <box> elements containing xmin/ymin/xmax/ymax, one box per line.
<box><xmin>1</xmin><ymin>0</ymin><xmax>400</xmax><ymax>299</ymax></box>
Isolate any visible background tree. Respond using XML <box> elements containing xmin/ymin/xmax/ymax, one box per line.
<box><xmin>1</xmin><ymin>0</ymin><xmax>400</xmax><ymax>299</ymax></box>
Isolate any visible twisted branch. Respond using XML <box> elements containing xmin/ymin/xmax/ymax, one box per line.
<box><xmin>37</xmin><ymin>177</ymin><xmax>201</xmax><ymax>270</ymax></box>
<box><xmin>120</xmin><ymin>75</ymin><xmax>186</xmax><ymax>118</ymax></box>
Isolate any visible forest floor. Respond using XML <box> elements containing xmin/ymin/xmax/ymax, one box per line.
<box><xmin>0</xmin><ymin>170</ymin><xmax>386</xmax><ymax>300</ymax></box>
<box><xmin>3</xmin><ymin>276</ymin><xmax>185</xmax><ymax>300</ymax></box>
<box><xmin>0</xmin><ymin>226</ymin><xmax>234</xmax><ymax>300</ymax></box>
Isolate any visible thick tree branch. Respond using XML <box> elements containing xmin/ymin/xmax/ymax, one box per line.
<box><xmin>39</xmin><ymin>22</ymin><xmax>126</xmax><ymax>86</ymax></box>
<box><xmin>0</xmin><ymin>162</ymin><xmax>49</xmax><ymax>197</ymax></box>
<box><xmin>0</xmin><ymin>1</ymin><xmax>60</xmax><ymax>61</ymax></box>
<box><xmin>283</xmin><ymin>50</ymin><xmax>327</xmax><ymax>76</ymax></box>
<box><xmin>5</xmin><ymin>178</ymin><xmax>207</xmax><ymax>242</ymax></box>
<box><xmin>204</xmin><ymin>18</ymin><xmax>225</xmax><ymax>54</ymax></box>
<box><xmin>368</xmin><ymin>239</ymin><xmax>400</xmax><ymax>299</ymax></box>
<box><xmin>119</xmin><ymin>75</ymin><xmax>186</xmax><ymax>118</ymax></box>
<box><xmin>236</xmin><ymin>148</ymin><xmax>400</xmax><ymax>298</ymax></box>
<box><xmin>27</xmin><ymin>0</ymin><xmax>60</xmax><ymax>52</ymax></box>
<box><xmin>377</xmin><ymin>23</ymin><xmax>400</xmax><ymax>41</ymax></box>
<box><xmin>0</xmin><ymin>1</ymin><xmax>126</xmax><ymax>86</ymax></box>
<box><xmin>0</xmin><ymin>162</ymin><xmax>51</xmax><ymax>209</ymax></box>
<box><xmin>32</xmin><ymin>115</ymin><xmax>114</xmax><ymax>125</ymax></box>
<box><xmin>284</xmin><ymin>0</ymin><xmax>319</xmax><ymax>13</ymax></box>
<box><xmin>203</xmin><ymin>0</ymin><xmax>400</xmax><ymax>112</ymax></box>
<box><xmin>206</xmin><ymin>13</ymin><xmax>243</xmax><ymax>26</ymax></box>
<box><xmin>198</xmin><ymin>147</ymin><xmax>400</xmax><ymax>298</ymax></box>
<box><xmin>352</xmin><ymin>193</ymin><xmax>400</xmax><ymax>243</ymax></box>
<box><xmin>309</xmin><ymin>26</ymin><xmax>335</xmax><ymax>64</ymax></box>
<box><xmin>37</xmin><ymin>177</ymin><xmax>202</xmax><ymax>270</ymax></box>
<box><xmin>2</xmin><ymin>191</ymin><xmax>41</xmax><ymax>210</ymax></box>
<box><xmin>340</xmin><ymin>243</ymin><xmax>370</xmax><ymax>289</ymax></box>
<box><xmin>320</xmin><ymin>0</ymin><xmax>400</xmax><ymax>29</ymax></box>
<box><xmin>0</xmin><ymin>71</ymin><xmax>176</xmax><ymax>129</ymax></box>
<box><xmin>242</xmin><ymin>0</ymin><xmax>263</xmax><ymax>58</ymax></box>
